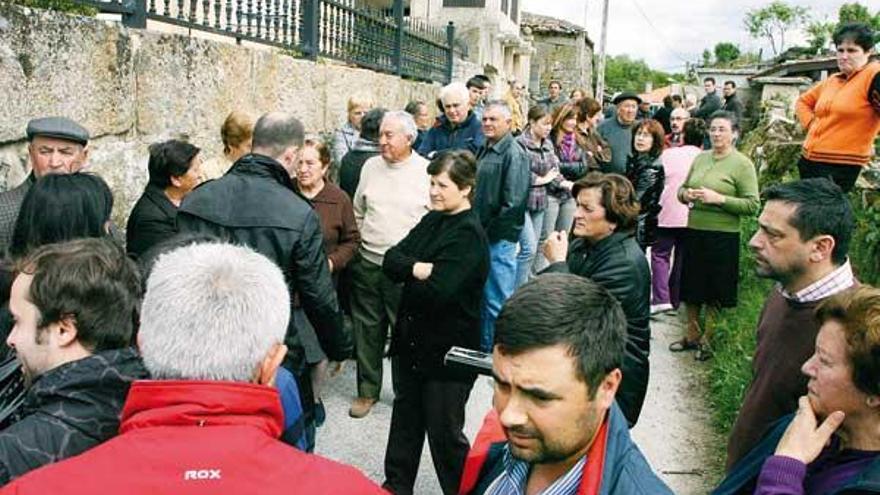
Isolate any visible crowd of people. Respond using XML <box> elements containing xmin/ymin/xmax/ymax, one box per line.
<box><xmin>0</xmin><ymin>19</ymin><xmax>877</xmax><ymax>495</ymax></box>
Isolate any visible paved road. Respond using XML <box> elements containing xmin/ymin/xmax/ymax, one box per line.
<box><xmin>315</xmin><ymin>311</ymin><xmax>722</xmax><ymax>494</ymax></box>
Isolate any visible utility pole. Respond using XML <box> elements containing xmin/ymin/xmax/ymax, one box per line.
<box><xmin>594</xmin><ymin>0</ymin><xmax>609</xmax><ymax>102</ymax></box>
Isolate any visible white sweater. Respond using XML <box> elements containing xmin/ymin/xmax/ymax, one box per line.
<box><xmin>352</xmin><ymin>152</ymin><xmax>430</xmax><ymax>265</ymax></box>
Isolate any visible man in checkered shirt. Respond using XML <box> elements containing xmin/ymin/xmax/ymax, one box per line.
<box><xmin>726</xmin><ymin>178</ymin><xmax>857</xmax><ymax>470</ymax></box>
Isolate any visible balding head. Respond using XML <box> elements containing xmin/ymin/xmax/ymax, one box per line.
<box><xmin>670</xmin><ymin>108</ymin><xmax>690</xmax><ymax>134</ymax></box>
<box><xmin>251</xmin><ymin>112</ymin><xmax>305</xmax><ymax>173</ymax></box>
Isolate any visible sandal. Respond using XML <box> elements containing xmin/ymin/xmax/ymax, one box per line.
<box><xmin>695</xmin><ymin>343</ymin><xmax>714</xmax><ymax>361</ymax></box>
<box><xmin>668</xmin><ymin>338</ymin><xmax>699</xmax><ymax>352</ymax></box>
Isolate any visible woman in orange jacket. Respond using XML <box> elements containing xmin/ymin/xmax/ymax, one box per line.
<box><xmin>795</xmin><ymin>22</ymin><xmax>880</xmax><ymax>192</ymax></box>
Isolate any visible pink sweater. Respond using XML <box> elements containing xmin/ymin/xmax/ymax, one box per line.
<box><xmin>658</xmin><ymin>145</ymin><xmax>701</xmax><ymax>228</ymax></box>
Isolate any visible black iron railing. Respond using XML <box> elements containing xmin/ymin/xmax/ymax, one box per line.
<box><xmin>76</xmin><ymin>0</ymin><xmax>454</xmax><ymax>83</ymax></box>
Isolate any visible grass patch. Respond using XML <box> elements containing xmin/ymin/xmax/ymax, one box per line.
<box><xmin>707</xmin><ymin>218</ymin><xmax>771</xmax><ymax>437</ymax></box>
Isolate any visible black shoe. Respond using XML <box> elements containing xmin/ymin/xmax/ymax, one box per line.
<box><xmin>314</xmin><ymin>400</ymin><xmax>326</xmax><ymax>427</ymax></box>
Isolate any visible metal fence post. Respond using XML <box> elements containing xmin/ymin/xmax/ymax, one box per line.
<box><xmin>302</xmin><ymin>0</ymin><xmax>320</xmax><ymax>60</ymax></box>
<box><xmin>122</xmin><ymin>0</ymin><xmax>147</xmax><ymax>28</ymax></box>
<box><xmin>446</xmin><ymin>21</ymin><xmax>455</xmax><ymax>84</ymax></box>
<box><xmin>393</xmin><ymin>0</ymin><xmax>404</xmax><ymax>77</ymax></box>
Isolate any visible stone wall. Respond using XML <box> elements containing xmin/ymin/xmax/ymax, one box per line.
<box><xmin>527</xmin><ymin>33</ymin><xmax>592</xmax><ymax>99</ymax></box>
<box><xmin>0</xmin><ymin>4</ymin><xmax>441</xmax><ymax>227</ymax></box>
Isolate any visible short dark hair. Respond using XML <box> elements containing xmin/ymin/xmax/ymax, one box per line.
<box><xmin>672</xmin><ymin>94</ymin><xmax>683</xmax><ymax>104</ymax></box>
<box><xmin>360</xmin><ymin>108</ymin><xmax>387</xmax><ymax>142</ymax></box>
<box><xmin>662</xmin><ymin>95</ymin><xmax>673</xmax><ymax>108</ymax></box>
<box><xmin>147</xmin><ymin>139</ymin><xmax>200</xmax><ymax>189</ymax></box>
<box><xmin>466</xmin><ymin>76</ymin><xmax>487</xmax><ymax>90</ymax></box>
<box><xmin>11</xmin><ymin>173</ymin><xmax>113</xmax><ymax>259</ymax></box>
<box><xmin>571</xmin><ymin>172</ymin><xmax>639</xmax><ymax>232</ymax></box>
<box><xmin>703</xmin><ymin>77</ymin><xmax>716</xmax><ymax>85</ymax></box>
<box><xmin>427</xmin><ymin>150</ymin><xmax>477</xmax><ymax>198</ymax></box>
<box><xmin>833</xmin><ymin>22</ymin><xmax>876</xmax><ymax>52</ymax></box>
<box><xmin>709</xmin><ymin>109</ymin><xmax>740</xmax><ymax>131</ymax></box>
<box><xmin>761</xmin><ymin>178</ymin><xmax>854</xmax><ymax>265</ymax></box>
<box><xmin>18</xmin><ymin>238</ymin><xmax>141</xmax><ymax>352</ymax></box>
<box><xmin>404</xmin><ymin>100</ymin><xmax>426</xmax><ymax>116</ymax></box>
<box><xmin>494</xmin><ymin>273</ymin><xmax>626</xmax><ymax>395</ymax></box>
<box><xmin>682</xmin><ymin>118</ymin><xmax>707</xmax><ymax>147</ymax></box>
<box><xmin>724</xmin><ymin>80</ymin><xmax>736</xmax><ymax>88</ymax></box>
<box><xmin>474</xmin><ymin>74</ymin><xmax>491</xmax><ymax>84</ymax></box>
<box><xmin>548</xmin><ymin>80</ymin><xmax>562</xmax><ymax>89</ymax></box>
<box><xmin>251</xmin><ymin>112</ymin><xmax>305</xmax><ymax>159</ymax></box>
<box><xmin>632</xmin><ymin>119</ymin><xmax>665</xmax><ymax>157</ymax></box>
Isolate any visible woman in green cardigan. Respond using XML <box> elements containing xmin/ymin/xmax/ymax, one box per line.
<box><xmin>670</xmin><ymin>110</ymin><xmax>759</xmax><ymax>361</ymax></box>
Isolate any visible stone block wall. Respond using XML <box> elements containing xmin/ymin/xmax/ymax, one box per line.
<box><xmin>528</xmin><ymin>33</ymin><xmax>592</xmax><ymax>100</ymax></box>
<box><xmin>0</xmin><ymin>4</ymin><xmax>440</xmax><ymax>227</ymax></box>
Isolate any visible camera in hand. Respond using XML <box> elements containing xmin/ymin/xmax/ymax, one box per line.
<box><xmin>444</xmin><ymin>346</ymin><xmax>493</xmax><ymax>376</ymax></box>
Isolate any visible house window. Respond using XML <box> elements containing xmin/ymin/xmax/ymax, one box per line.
<box><xmin>442</xmin><ymin>0</ymin><xmax>486</xmax><ymax>6</ymax></box>
<box><xmin>510</xmin><ymin>0</ymin><xmax>518</xmax><ymax>22</ymax></box>
<box><xmin>501</xmin><ymin>0</ymin><xmax>508</xmax><ymax>15</ymax></box>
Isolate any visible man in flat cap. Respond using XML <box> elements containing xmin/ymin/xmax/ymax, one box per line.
<box><xmin>0</xmin><ymin>117</ymin><xmax>91</xmax><ymax>254</ymax></box>
<box><xmin>598</xmin><ymin>92</ymin><xmax>641</xmax><ymax>174</ymax></box>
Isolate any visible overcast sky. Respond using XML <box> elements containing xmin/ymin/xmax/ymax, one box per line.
<box><xmin>521</xmin><ymin>0</ymin><xmax>848</xmax><ymax>72</ymax></box>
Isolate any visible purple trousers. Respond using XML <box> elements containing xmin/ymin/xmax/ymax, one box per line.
<box><xmin>651</xmin><ymin>227</ymin><xmax>686</xmax><ymax>308</ymax></box>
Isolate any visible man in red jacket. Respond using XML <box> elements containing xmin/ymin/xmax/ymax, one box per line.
<box><xmin>2</xmin><ymin>242</ymin><xmax>384</xmax><ymax>494</ymax></box>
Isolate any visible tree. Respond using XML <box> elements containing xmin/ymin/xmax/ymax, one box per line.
<box><xmin>701</xmin><ymin>49</ymin><xmax>713</xmax><ymax>67</ymax></box>
<box><xmin>602</xmin><ymin>55</ymin><xmax>683</xmax><ymax>94</ymax></box>
<box><xmin>839</xmin><ymin>2</ymin><xmax>874</xmax><ymax>25</ymax></box>
<box><xmin>805</xmin><ymin>20</ymin><xmax>835</xmax><ymax>54</ymax></box>
<box><xmin>837</xmin><ymin>2</ymin><xmax>880</xmax><ymax>35</ymax></box>
<box><xmin>714</xmin><ymin>42</ymin><xmax>741</xmax><ymax>65</ymax></box>
<box><xmin>743</xmin><ymin>1</ymin><xmax>809</xmax><ymax>56</ymax></box>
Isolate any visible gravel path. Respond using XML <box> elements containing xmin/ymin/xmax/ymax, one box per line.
<box><xmin>315</xmin><ymin>311</ymin><xmax>723</xmax><ymax>494</ymax></box>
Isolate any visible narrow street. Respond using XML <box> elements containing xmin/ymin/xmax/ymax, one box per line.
<box><xmin>316</xmin><ymin>312</ymin><xmax>723</xmax><ymax>494</ymax></box>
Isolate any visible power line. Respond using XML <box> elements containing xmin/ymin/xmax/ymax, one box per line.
<box><xmin>627</xmin><ymin>0</ymin><xmax>692</xmax><ymax>65</ymax></box>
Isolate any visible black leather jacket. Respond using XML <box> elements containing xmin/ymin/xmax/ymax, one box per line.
<box><xmin>626</xmin><ymin>153</ymin><xmax>665</xmax><ymax>249</ymax></box>
<box><xmin>473</xmin><ymin>133</ymin><xmax>531</xmax><ymax>243</ymax></box>
<box><xmin>0</xmin><ymin>348</ymin><xmax>148</xmax><ymax>484</ymax></box>
<box><xmin>177</xmin><ymin>154</ymin><xmax>349</xmax><ymax>364</ymax></box>
<box><xmin>545</xmin><ymin>232</ymin><xmax>651</xmax><ymax>427</ymax></box>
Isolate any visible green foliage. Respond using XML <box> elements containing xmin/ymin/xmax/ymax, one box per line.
<box><xmin>708</xmin><ymin>216</ymin><xmax>772</xmax><ymax>436</ymax></box>
<box><xmin>805</xmin><ymin>20</ymin><xmax>836</xmax><ymax>54</ymax></box>
<box><xmin>743</xmin><ymin>1</ymin><xmax>809</xmax><ymax>55</ymax></box>
<box><xmin>702</xmin><ymin>49</ymin><xmax>713</xmax><ymax>66</ymax></box>
<box><xmin>602</xmin><ymin>55</ymin><xmax>685</xmax><ymax>94</ymax></box>
<box><xmin>714</xmin><ymin>42</ymin><xmax>742</xmax><ymax>65</ymax></box>
<box><xmin>11</xmin><ymin>0</ymin><xmax>97</xmax><ymax>16</ymax></box>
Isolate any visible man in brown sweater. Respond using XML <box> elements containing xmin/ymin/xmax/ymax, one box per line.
<box><xmin>725</xmin><ymin>178</ymin><xmax>855</xmax><ymax>470</ymax></box>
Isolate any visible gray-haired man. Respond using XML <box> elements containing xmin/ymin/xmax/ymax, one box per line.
<box><xmin>473</xmin><ymin>100</ymin><xmax>530</xmax><ymax>352</ymax></box>
<box><xmin>1</xmin><ymin>242</ymin><xmax>384</xmax><ymax>493</ymax></box>
<box><xmin>349</xmin><ymin>111</ymin><xmax>430</xmax><ymax>418</ymax></box>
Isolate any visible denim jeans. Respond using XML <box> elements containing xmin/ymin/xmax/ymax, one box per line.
<box><xmin>534</xmin><ymin>195</ymin><xmax>576</xmax><ymax>273</ymax></box>
<box><xmin>515</xmin><ymin>211</ymin><xmax>544</xmax><ymax>288</ymax></box>
<box><xmin>480</xmin><ymin>240</ymin><xmax>517</xmax><ymax>352</ymax></box>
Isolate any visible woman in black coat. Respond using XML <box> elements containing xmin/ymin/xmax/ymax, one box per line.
<box><xmin>381</xmin><ymin>150</ymin><xmax>489</xmax><ymax>495</ymax></box>
<box><xmin>126</xmin><ymin>140</ymin><xmax>204</xmax><ymax>259</ymax></box>
<box><xmin>542</xmin><ymin>172</ymin><xmax>651</xmax><ymax>428</ymax></box>
<box><xmin>627</xmin><ymin>119</ymin><xmax>665</xmax><ymax>250</ymax></box>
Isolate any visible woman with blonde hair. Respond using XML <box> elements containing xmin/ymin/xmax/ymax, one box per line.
<box><xmin>201</xmin><ymin>110</ymin><xmax>255</xmax><ymax>180</ymax></box>
<box><xmin>333</xmin><ymin>94</ymin><xmax>374</xmax><ymax>166</ymax></box>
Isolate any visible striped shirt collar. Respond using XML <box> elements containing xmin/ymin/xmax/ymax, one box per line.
<box><xmin>779</xmin><ymin>259</ymin><xmax>855</xmax><ymax>303</ymax></box>
<box><xmin>486</xmin><ymin>444</ymin><xmax>586</xmax><ymax>495</ymax></box>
